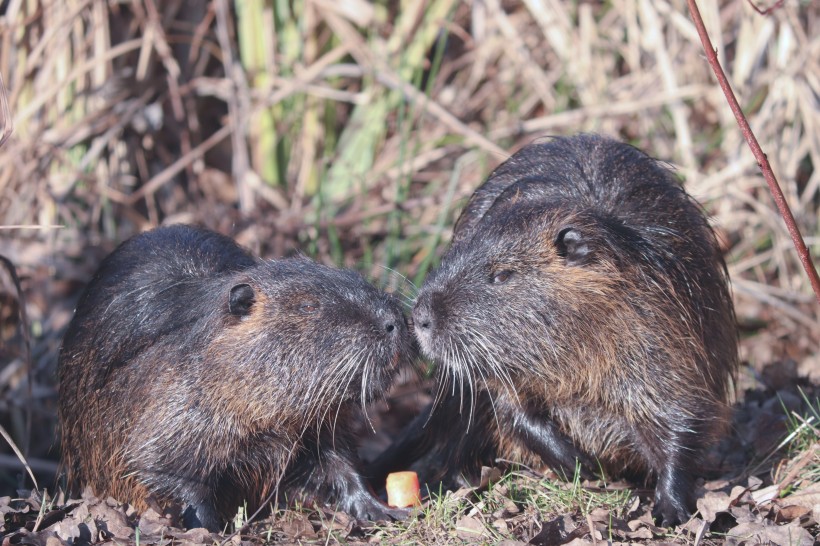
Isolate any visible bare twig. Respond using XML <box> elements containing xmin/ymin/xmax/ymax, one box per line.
<box><xmin>321</xmin><ymin>11</ymin><xmax>508</xmax><ymax>159</ymax></box>
<box><xmin>490</xmin><ymin>86</ymin><xmax>712</xmax><ymax>141</ymax></box>
<box><xmin>126</xmin><ymin>124</ymin><xmax>233</xmax><ymax>206</ymax></box>
<box><xmin>0</xmin><ymin>425</ymin><xmax>39</xmax><ymax>491</ymax></box>
<box><xmin>775</xmin><ymin>435</ymin><xmax>817</xmax><ymax>489</ymax></box>
<box><xmin>0</xmin><ymin>71</ymin><xmax>12</xmax><ymax>147</ymax></box>
<box><xmin>686</xmin><ymin>0</ymin><xmax>820</xmax><ymax>306</ymax></box>
<box><xmin>746</xmin><ymin>0</ymin><xmax>785</xmax><ymax>16</ymax></box>
<box><xmin>126</xmin><ymin>44</ymin><xmax>360</xmax><ymax>207</ymax></box>
<box><xmin>0</xmin><ymin>255</ymin><xmax>36</xmax><ymax>488</ymax></box>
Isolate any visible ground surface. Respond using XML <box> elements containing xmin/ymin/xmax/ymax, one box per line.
<box><xmin>1</xmin><ymin>347</ymin><xmax>818</xmax><ymax>544</ymax></box>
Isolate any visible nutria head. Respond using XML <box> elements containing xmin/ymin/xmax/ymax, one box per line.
<box><xmin>413</xmin><ymin>202</ymin><xmax>640</xmax><ymax>400</ymax></box>
<box><xmin>412</xmin><ymin>136</ymin><xmax>735</xmax><ymax>416</ymax></box>
<box><xmin>204</xmin><ymin>258</ymin><xmax>412</xmax><ymax>430</ymax></box>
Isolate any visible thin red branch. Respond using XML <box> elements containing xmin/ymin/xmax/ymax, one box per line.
<box><xmin>746</xmin><ymin>0</ymin><xmax>785</xmax><ymax>16</ymax></box>
<box><xmin>686</xmin><ymin>0</ymin><xmax>820</xmax><ymax>306</ymax></box>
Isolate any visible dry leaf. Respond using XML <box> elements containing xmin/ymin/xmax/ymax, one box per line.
<box><xmin>451</xmin><ymin>486</ymin><xmax>477</xmax><ymax>500</ymax></box>
<box><xmin>564</xmin><ymin>539</ymin><xmax>595</xmax><ymax>546</ymax></box>
<box><xmin>780</xmin><ymin>482</ymin><xmax>820</xmax><ymax>510</ymax></box>
<box><xmin>773</xmin><ymin>504</ymin><xmax>811</xmax><ymax>524</ymax></box>
<box><xmin>3</xmin><ymin>529</ymin><xmax>52</xmax><ymax>546</ymax></box>
<box><xmin>588</xmin><ymin>507</ymin><xmax>609</xmax><ymax>522</ymax></box>
<box><xmin>169</xmin><ymin>527</ymin><xmax>214</xmax><ymax>544</ymax></box>
<box><xmin>44</xmin><ymin>536</ymin><xmax>65</xmax><ymax>546</ymax></box>
<box><xmin>624</xmin><ymin>495</ymin><xmax>640</xmax><ymax>516</ymax></box>
<box><xmin>679</xmin><ymin>517</ymin><xmax>705</xmax><ymax>534</ymax></box>
<box><xmin>703</xmin><ymin>479</ymin><xmax>731</xmax><ymax>491</ymax></box>
<box><xmin>88</xmin><ymin>498</ymin><xmax>133</xmax><ymax>539</ymax></box>
<box><xmin>727</xmin><ymin>485</ymin><xmax>748</xmax><ymax>503</ymax></box>
<box><xmin>725</xmin><ymin>521</ymin><xmax>814</xmax><ymax>546</ymax></box>
<box><xmin>478</xmin><ymin>466</ymin><xmax>504</xmax><ymax>488</ymax></box>
<box><xmin>137</xmin><ymin>507</ymin><xmax>173</xmax><ymax>536</ymax></box>
<box><xmin>625</xmin><ymin>526</ymin><xmax>654</xmax><ymax>539</ymax></box>
<box><xmin>51</xmin><ymin>503</ymin><xmax>92</xmax><ymax>543</ymax></box>
<box><xmin>492</xmin><ymin>518</ymin><xmax>509</xmax><ymax>532</ymax></box>
<box><xmin>728</xmin><ymin>504</ymin><xmax>756</xmax><ymax>523</ymax></box>
<box><xmin>750</xmin><ymin>484</ymin><xmax>780</xmax><ymax>505</ymax></box>
<box><xmin>279</xmin><ymin>513</ymin><xmax>315</xmax><ymax>539</ymax></box>
<box><xmin>697</xmin><ymin>490</ymin><xmax>731</xmax><ymax>522</ymax></box>
<box><xmin>455</xmin><ymin>515</ymin><xmax>488</xmax><ymax>540</ymax></box>
<box><xmin>529</xmin><ymin>517</ymin><xmax>587</xmax><ymax>546</ymax></box>
<box><xmin>631</xmin><ymin>512</ymin><xmax>666</xmax><ymax>535</ymax></box>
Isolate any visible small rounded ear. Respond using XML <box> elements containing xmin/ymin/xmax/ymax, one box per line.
<box><xmin>229</xmin><ymin>283</ymin><xmax>255</xmax><ymax>316</ymax></box>
<box><xmin>555</xmin><ymin>227</ymin><xmax>591</xmax><ymax>266</ymax></box>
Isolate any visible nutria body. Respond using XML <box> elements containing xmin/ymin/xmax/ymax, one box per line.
<box><xmin>373</xmin><ymin>135</ymin><xmax>737</xmax><ymax>526</ymax></box>
<box><xmin>58</xmin><ymin>225</ymin><xmax>411</xmax><ymax>530</ymax></box>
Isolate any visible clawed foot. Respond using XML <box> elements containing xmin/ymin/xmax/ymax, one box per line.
<box><xmin>651</xmin><ymin>489</ymin><xmax>691</xmax><ymax>528</ymax></box>
<box><xmin>363</xmin><ymin>504</ymin><xmax>411</xmax><ymax>522</ymax></box>
<box><xmin>346</xmin><ymin>492</ymin><xmax>411</xmax><ymax>522</ymax></box>
<box><xmin>182</xmin><ymin>503</ymin><xmax>222</xmax><ymax>531</ymax></box>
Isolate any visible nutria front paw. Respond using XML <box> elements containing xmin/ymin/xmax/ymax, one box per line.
<box><xmin>347</xmin><ymin>494</ymin><xmax>410</xmax><ymax>522</ymax></box>
<box><xmin>367</xmin><ymin>504</ymin><xmax>410</xmax><ymax>522</ymax></box>
<box><xmin>651</xmin><ymin>464</ymin><xmax>694</xmax><ymax>527</ymax></box>
<box><xmin>182</xmin><ymin>503</ymin><xmax>222</xmax><ymax>531</ymax></box>
<box><xmin>651</xmin><ymin>491</ymin><xmax>691</xmax><ymax>528</ymax></box>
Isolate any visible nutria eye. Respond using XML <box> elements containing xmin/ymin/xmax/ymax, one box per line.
<box><xmin>492</xmin><ymin>270</ymin><xmax>513</xmax><ymax>284</ymax></box>
<box><xmin>299</xmin><ymin>303</ymin><xmax>319</xmax><ymax>313</ymax></box>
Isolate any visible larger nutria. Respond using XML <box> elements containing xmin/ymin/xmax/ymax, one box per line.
<box><xmin>58</xmin><ymin>224</ymin><xmax>412</xmax><ymax>531</ymax></box>
<box><xmin>372</xmin><ymin>134</ymin><xmax>738</xmax><ymax>526</ymax></box>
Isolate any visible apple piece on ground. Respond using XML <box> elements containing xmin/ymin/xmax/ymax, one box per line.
<box><xmin>386</xmin><ymin>471</ymin><xmax>422</xmax><ymax>508</ymax></box>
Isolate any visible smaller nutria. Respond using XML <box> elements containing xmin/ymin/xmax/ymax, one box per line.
<box><xmin>58</xmin><ymin>225</ymin><xmax>411</xmax><ymax>531</ymax></box>
<box><xmin>372</xmin><ymin>135</ymin><xmax>738</xmax><ymax>526</ymax></box>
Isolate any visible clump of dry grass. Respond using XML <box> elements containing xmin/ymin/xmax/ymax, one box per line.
<box><xmin>1</xmin><ymin>1</ymin><xmax>816</xmax><ymax>287</ymax></box>
<box><xmin>0</xmin><ymin>0</ymin><xmax>818</xmax><ymax>541</ymax></box>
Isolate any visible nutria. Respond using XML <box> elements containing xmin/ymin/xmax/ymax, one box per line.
<box><xmin>58</xmin><ymin>224</ymin><xmax>411</xmax><ymax>531</ymax></box>
<box><xmin>372</xmin><ymin>134</ymin><xmax>738</xmax><ymax>526</ymax></box>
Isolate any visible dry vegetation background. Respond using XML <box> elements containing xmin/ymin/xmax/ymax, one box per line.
<box><xmin>0</xmin><ymin>0</ymin><xmax>818</xmax><ymax>544</ymax></box>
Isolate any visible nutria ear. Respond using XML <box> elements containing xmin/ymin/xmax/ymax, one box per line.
<box><xmin>229</xmin><ymin>283</ymin><xmax>255</xmax><ymax>316</ymax></box>
<box><xmin>555</xmin><ymin>227</ymin><xmax>590</xmax><ymax>266</ymax></box>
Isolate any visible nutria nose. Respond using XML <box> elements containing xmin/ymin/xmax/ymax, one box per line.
<box><xmin>413</xmin><ymin>294</ymin><xmax>434</xmax><ymax>331</ymax></box>
<box><xmin>379</xmin><ymin>295</ymin><xmax>404</xmax><ymax>335</ymax></box>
